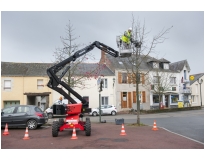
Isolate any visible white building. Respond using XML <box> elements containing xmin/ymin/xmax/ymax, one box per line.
<box><xmin>53</xmin><ymin>63</ymin><xmax>116</xmax><ymax>110</ymax></box>
<box><xmin>189</xmin><ymin>73</ymin><xmax>204</xmax><ymax>107</ymax></box>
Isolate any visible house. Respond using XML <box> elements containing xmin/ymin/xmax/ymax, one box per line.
<box><xmin>189</xmin><ymin>73</ymin><xmax>204</xmax><ymax>107</ymax></box>
<box><xmin>100</xmin><ymin>50</ymin><xmax>193</xmax><ymax>110</ymax></box>
<box><xmin>1</xmin><ymin>61</ymin><xmax>115</xmax><ymax>111</ymax></box>
<box><xmin>169</xmin><ymin>60</ymin><xmax>192</xmax><ymax>107</ymax></box>
<box><xmin>1</xmin><ymin>62</ymin><xmax>53</xmax><ymax>110</ymax></box>
<box><xmin>53</xmin><ymin>63</ymin><xmax>115</xmax><ymax>109</ymax></box>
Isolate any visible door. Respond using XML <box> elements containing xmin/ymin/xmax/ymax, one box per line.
<box><xmin>121</xmin><ymin>92</ymin><xmax>127</xmax><ymax>108</ymax></box>
<box><xmin>1</xmin><ymin>106</ymin><xmax>16</xmax><ymax>127</ymax></box>
<box><xmin>101</xmin><ymin>105</ymin><xmax>108</xmax><ymax>114</ymax></box>
<box><xmin>165</xmin><ymin>95</ymin><xmax>169</xmax><ymax>107</ymax></box>
<box><xmin>12</xmin><ymin>106</ymin><xmax>30</xmax><ymax>127</ymax></box>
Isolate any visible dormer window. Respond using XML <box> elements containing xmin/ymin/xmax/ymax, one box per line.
<box><xmin>164</xmin><ymin>63</ymin><xmax>169</xmax><ymax>69</ymax></box>
<box><xmin>153</xmin><ymin>62</ymin><xmax>159</xmax><ymax>68</ymax></box>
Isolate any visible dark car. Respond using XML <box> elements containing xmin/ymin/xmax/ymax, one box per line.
<box><xmin>1</xmin><ymin>105</ymin><xmax>48</xmax><ymax>130</ymax></box>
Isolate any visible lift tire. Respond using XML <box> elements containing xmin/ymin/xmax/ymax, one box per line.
<box><xmin>52</xmin><ymin>121</ymin><xmax>59</xmax><ymax>137</ymax></box>
<box><xmin>58</xmin><ymin>118</ymin><xmax>64</xmax><ymax>131</ymax></box>
<box><xmin>85</xmin><ymin>117</ymin><xmax>91</xmax><ymax>136</ymax></box>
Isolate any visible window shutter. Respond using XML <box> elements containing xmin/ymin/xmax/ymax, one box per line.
<box><xmin>118</xmin><ymin>72</ymin><xmax>122</xmax><ymax>84</ymax></box>
<box><xmin>142</xmin><ymin>91</ymin><xmax>146</xmax><ymax>103</ymax></box>
<box><xmin>128</xmin><ymin>73</ymin><xmax>131</xmax><ymax>84</ymax></box>
<box><xmin>128</xmin><ymin>92</ymin><xmax>132</xmax><ymax>108</ymax></box>
<box><xmin>133</xmin><ymin>91</ymin><xmax>136</xmax><ymax>103</ymax></box>
<box><xmin>142</xmin><ymin>73</ymin><xmax>145</xmax><ymax>84</ymax></box>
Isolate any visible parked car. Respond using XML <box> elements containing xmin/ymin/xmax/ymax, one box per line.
<box><xmin>1</xmin><ymin>105</ymin><xmax>48</xmax><ymax>130</ymax></box>
<box><xmin>44</xmin><ymin>105</ymin><xmax>53</xmax><ymax>119</ymax></box>
<box><xmin>89</xmin><ymin>105</ymin><xmax>117</xmax><ymax>116</ymax></box>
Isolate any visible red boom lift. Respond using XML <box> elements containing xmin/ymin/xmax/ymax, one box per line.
<box><xmin>46</xmin><ymin>40</ymin><xmax>141</xmax><ymax>137</ymax></box>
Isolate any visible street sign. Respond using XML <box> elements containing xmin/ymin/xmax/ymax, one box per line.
<box><xmin>189</xmin><ymin>75</ymin><xmax>195</xmax><ymax>81</ymax></box>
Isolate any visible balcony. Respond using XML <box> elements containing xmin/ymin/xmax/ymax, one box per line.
<box><xmin>181</xmin><ymin>79</ymin><xmax>190</xmax><ymax>83</ymax></box>
<box><xmin>179</xmin><ymin>88</ymin><xmax>192</xmax><ymax>94</ymax></box>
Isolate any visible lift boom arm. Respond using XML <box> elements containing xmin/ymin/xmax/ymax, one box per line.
<box><xmin>47</xmin><ymin>41</ymin><xmax>119</xmax><ymax>111</ymax></box>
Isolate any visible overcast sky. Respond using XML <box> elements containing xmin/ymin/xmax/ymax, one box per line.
<box><xmin>1</xmin><ymin>1</ymin><xmax>204</xmax><ymax>76</ymax></box>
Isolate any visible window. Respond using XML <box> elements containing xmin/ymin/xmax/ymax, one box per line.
<box><xmin>153</xmin><ymin>95</ymin><xmax>162</xmax><ymax>103</ymax></box>
<box><xmin>184</xmin><ymin>70</ymin><xmax>187</xmax><ymax>80</ymax></box>
<box><xmin>4</xmin><ymin>80</ymin><xmax>11</xmax><ymax>91</ymax></box>
<box><xmin>153</xmin><ymin>62</ymin><xmax>159</xmax><ymax>68</ymax></box>
<box><xmin>122</xmin><ymin>92</ymin><xmax>127</xmax><ymax>101</ymax></box>
<box><xmin>102</xmin><ymin>79</ymin><xmax>108</xmax><ymax>88</ymax></box>
<box><xmin>37</xmin><ymin>79</ymin><xmax>44</xmax><ymax>89</ymax></box>
<box><xmin>3</xmin><ymin>106</ymin><xmax>15</xmax><ymax>114</ymax></box>
<box><xmin>171</xmin><ymin>95</ymin><xmax>179</xmax><ymax>103</ymax></box>
<box><xmin>122</xmin><ymin>73</ymin><xmax>127</xmax><ymax>83</ymax></box>
<box><xmin>170</xmin><ymin>77</ymin><xmax>176</xmax><ymax>84</ymax></box>
<box><xmin>17</xmin><ymin>106</ymin><xmax>29</xmax><ymax>113</ymax></box>
<box><xmin>153</xmin><ymin>76</ymin><xmax>160</xmax><ymax>83</ymax></box>
<box><xmin>172</xmin><ymin>87</ymin><xmax>176</xmax><ymax>91</ymax></box>
<box><xmin>195</xmin><ymin>84</ymin><xmax>198</xmax><ymax>93</ymax></box>
<box><xmin>101</xmin><ymin>96</ymin><xmax>108</xmax><ymax>105</ymax></box>
<box><xmin>191</xmin><ymin>95</ymin><xmax>195</xmax><ymax>102</ymax></box>
<box><xmin>164</xmin><ymin>63</ymin><xmax>169</xmax><ymax>69</ymax></box>
<box><xmin>183</xmin><ymin>84</ymin><xmax>186</xmax><ymax>89</ymax></box>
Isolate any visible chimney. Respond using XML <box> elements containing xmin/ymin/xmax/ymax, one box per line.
<box><xmin>100</xmin><ymin>49</ymin><xmax>106</xmax><ymax>64</ymax></box>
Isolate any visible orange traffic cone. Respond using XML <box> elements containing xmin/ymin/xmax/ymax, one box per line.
<box><xmin>152</xmin><ymin>120</ymin><xmax>158</xmax><ymax>131</ymax></box>
<box><xmin>23</xmin><ymin>127</ymin><xmax>30</xmax><ymax>140</ymax></box>
<box><xmin>71</xmin><ymin>126</ymin><xmax>78</xmax><ymax>140</ymax></box>
<box><xmin>120</xmin><ymin>124</ymin><xmax>126</xmax><ymax>136</ymax></box>
<box><xmin>3</xmin><ymin>123</ymin><xmax>9</xmax><ymax>136</ymax></box>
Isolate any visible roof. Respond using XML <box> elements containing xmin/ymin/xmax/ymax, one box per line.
<box><xmin>159</xmin><ymin>58</ymin><xmax>171</xmax><ymax>63</ymax></box>
<box><xmin>104</xmin><ymin>54</ymin><xmax>177</xmax><ymax>73</ymax></box>
<box><xmin>1</xmin><ymin>62</ymin><xmax>53</xmax><ymax>77</ymax></box>
<box><xmin>1</xmin><ymin>62</ymin><xmax>114</xmax><ymax>77</ymax></box>
<box><xmin>189</xmin><ymin>73</ymin><xmax>204</xmax><ymax>85</ymax></box>
<box><xmin>169</xmin><ymin>60</ymin><xmax>191</xmax><ymax>72</ymax></box>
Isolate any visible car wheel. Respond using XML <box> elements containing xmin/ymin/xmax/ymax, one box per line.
<box><xmin>52</xmin><ymin>121</ymin><xmax>59</xmax><ymax>137</ymax></box>
<box><xmin>92</xmin><ymin>112</ymin><xmax>98</xmax><ymax>116</ymax></box>
<box><xmin>27</xmin><ymin>119</ymin><xmax>37</xmax><ymax>130</ymax></box>
<box><xmin>84</xmin><ymin>117</ymin><xmax>91</xmax><ymax>136</ymax></box>
<box><xmin>111</xmin><ymin>111</ymin><xmax>116</xmax><ymax>116</ymax></box>
<box><xmin>47</xmin><ymin>113</ymin><xmax>53</xmax><ymax>119</ymax></box>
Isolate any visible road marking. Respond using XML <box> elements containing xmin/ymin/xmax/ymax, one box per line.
<box><xmin>152</xmin><ymin>125</ymin><xmax>204</xmax><ymax>145</ymax></box>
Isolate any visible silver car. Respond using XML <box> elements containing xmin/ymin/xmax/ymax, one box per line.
<box><xmin>89</xmin><ymin>105</ymin><xmax>117</xmax><ymax>116</ymax></box>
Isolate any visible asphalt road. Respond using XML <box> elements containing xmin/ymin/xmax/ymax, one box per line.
<box><xmin>88</xmin><ymin>108</ymin><xmax>204</xmax><ymax>143</ymax></box>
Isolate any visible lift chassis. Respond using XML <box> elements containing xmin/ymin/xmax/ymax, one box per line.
<box><xmin>47</xmin><ymin>41</ymin><xmax>120</xmax><ymax>137</ymax></box>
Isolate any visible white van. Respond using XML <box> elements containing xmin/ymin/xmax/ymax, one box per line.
<box><xmin>44</xmin><ymin>98</ymin><xmax>81</xmax><ymax>119</ymax></box>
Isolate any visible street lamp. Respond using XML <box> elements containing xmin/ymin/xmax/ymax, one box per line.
<box><xmin>197</xmin><ymin>78</ymin><xmax>203</xmax><ymax>107</ymax></box>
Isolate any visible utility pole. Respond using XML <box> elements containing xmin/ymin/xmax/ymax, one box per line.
<box><xmin>98</xmin><ymin>78</ymin><xmax>103</xmax><ymax>122</ymax></box>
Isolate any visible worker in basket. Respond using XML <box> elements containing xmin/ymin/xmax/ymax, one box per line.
<box><xmin>120</xmin><ymin>27</ymin><xmax>133</xmax><ymax>49</ymax></box>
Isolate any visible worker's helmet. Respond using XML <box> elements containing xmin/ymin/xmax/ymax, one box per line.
<box><xmin>128</xmin><ymin>27</ymin><xmax>132</xmax><ymax>31</ymax></box>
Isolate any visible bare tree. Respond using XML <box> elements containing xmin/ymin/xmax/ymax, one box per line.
<box><xmin>53</xmin><ymin>20</ymin><xmax>104</xmax><ymax>98</ymax></box>
<box><xmin>122</xmin><ymin>15</ymin><xmax>173</xmax><ymax>125</ymax></box>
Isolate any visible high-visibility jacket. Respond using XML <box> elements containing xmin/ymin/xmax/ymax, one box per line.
<box><xmin>121</xmin><ymin>31</ymin><xmax>131</xmax><ymax>43</ymax></box>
